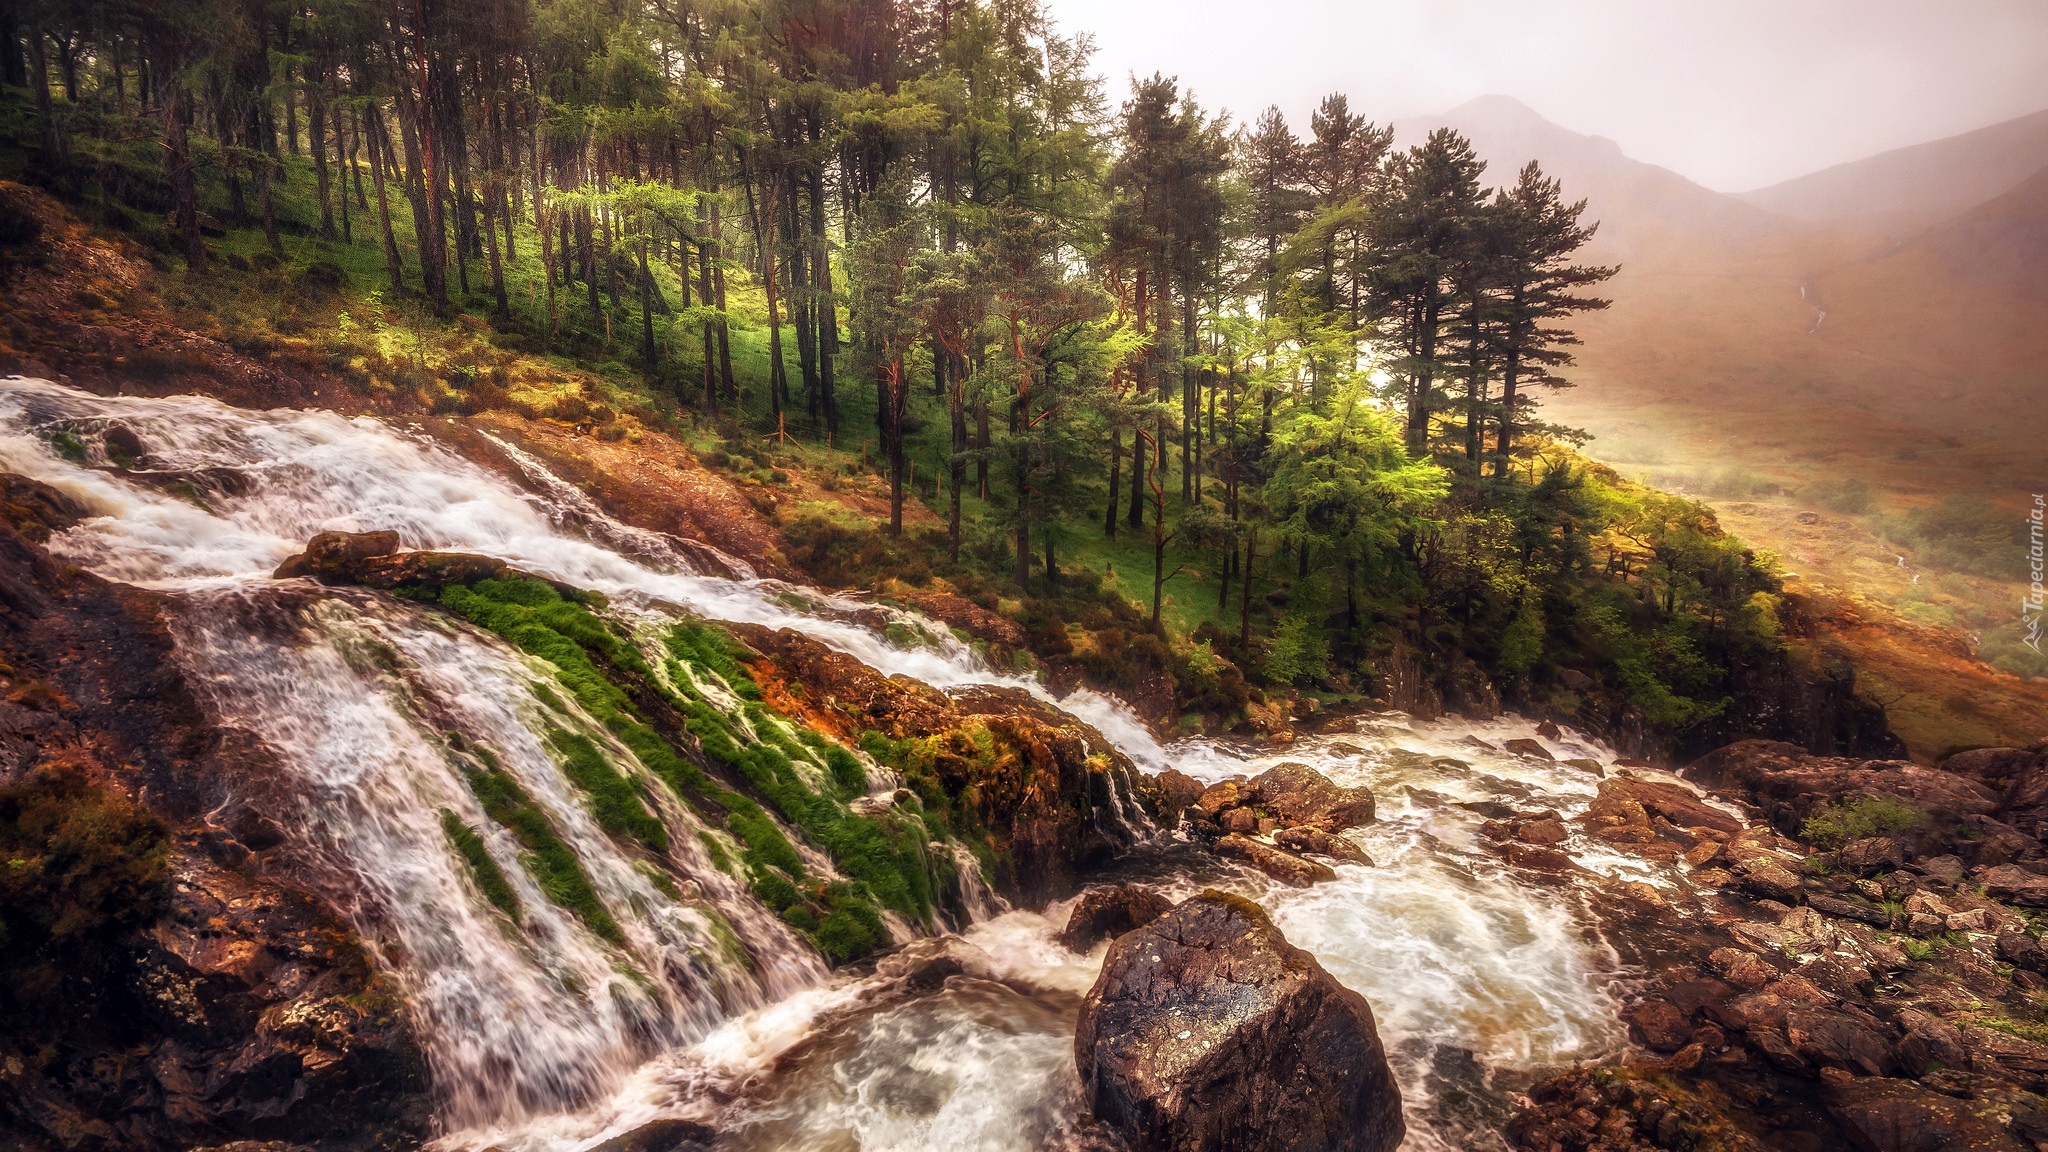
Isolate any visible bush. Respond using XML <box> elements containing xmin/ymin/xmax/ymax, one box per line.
<box><xmin>1801</xmin><ymin>796</ymin><xmax>1926</xmax><ymax>850</ymax></box>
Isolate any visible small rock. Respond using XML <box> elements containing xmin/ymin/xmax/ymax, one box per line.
<box><xmin>1221</xmin><ymin>806</ymin><xmax>1259</xmax><ymax>834</ymax></box>
<box><xmin>1624</xmin><ymin>1000</ymin><xmax>1693</xmax><ymax>1053</ymax></box>
<box><xmin>1683</xmin><ymin>840</ymin><xmax>1725</xmax><ymax>868</ymax></box>
<box><xmin>1535</xmin><ymin>720</ymin><xmax>1561</xmax><ymax>739</ymax></box>
<box><xmin>1058</xmin><ymin>884</ymin><xmax>1174</xmax><ymax>952</ymax></box>
<box><xmin>1998</xmin><ymin>931</ymin><xmax>2048</xmax><ymax>974</ymax></box>
<box><xmin>1738</xmin><ymin>857</ymin><xmax>1806</xmax><ymax>904</ymax></box>
<box><xmin>1834</xmin><ymin>837</ymin><xmax>1905</xmax><ymax>876</ymax></box>
<box><xmin>1503</xmin><ymin>738</ymin><xmax>1553</xmax><ymax>761</ymax></box>
<box><xmin>1825</xmin><ymin>1076</ymin><xmax>2026</xmax><ymax>1152</ymax></box>
<box><xmin>1945</xmin><ymin>908</ymin><xmax>1991</xmax><ymax>933</ymax></box>
<box><xmin>588</xmin><ymin>1119</ymin><xmax>720</xmax><ymax>1152</ymax></box>
<box><xmin>1559</xmin><ymin>757</ymin><xmax>1603</xmax><ymax>775</ymax></box>
<box><xmin>1491</xmin><ymin>840</ymin><xmax>1576</xmax><ymax>873</ymax></box>
<box><xmin>1917</xmin><ymin>855</ymin><xmax>1967</xmax><ymax>885</ymax></box>
<box><xmin>1894</xmin><ymin>1008</ymin><xmax>1967</xmax><ymax>1076</ymax></box>
<box><xmin>1980</xmin><ymin>864</ymin><xmax>2048</xmax><ymax>907</ymax></box>
<box><xmin>1215</xmin><ymin>833</ymin><xmax>1338</xmax><ymax>887</ymax></box>
<box><xmin>1707</xmin><ymin>947</ymin><xmax>1778</xmax><ymax>991</ymax></box>
<box><xmin>1906</xmin><ymin>912</ymin><xmax>1945</xmax><ymax>937</ymax></box>
<box><xmin>1273</xmin><ymin>826</ymin><xmax>1374</xmax><ymax>866</ymax></box>
<box><xmin>1196</xmin><ymin>778</ymin><xmax>1250</xmax><ymax>818</ymax></box>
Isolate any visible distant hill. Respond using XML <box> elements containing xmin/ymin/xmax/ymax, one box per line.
<box><xmin>1739</xmin><ymin>109</ymin><xmax>2048</xmax><ymax>239</ymax></box>
<box><xmin>1896</xmin><ymin>163</ymin><xmax>2048</xmax><ymax>299</ymax></box>
<box><xmin>1392</xmin><ymin>95</ymin><xmax>1784</xmax><ymax>259</ymax></box>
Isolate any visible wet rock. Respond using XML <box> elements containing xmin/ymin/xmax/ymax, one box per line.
<box><xmin>1490</xmin><ymin>840</ymin><xmax>1577</xmax><ymax>873</ymax></box>
<box><xmin>1708</xmin><ymin>948</ymin><xmax>1778</xmax><ymax>991</ymax></box>
<box><xmin>274</xmin><ymin>530</ymin><xmax>538</xmax><ymax>593</ymax></box>
<box><xmin>1824</xmin><ymin>1075</ymin><xmax>2026</xmax><ymax>1152</ymax></box>
<box><xmin>1683</xmin><ymin>840</ymin><xmax>1726</xmax><ymax>868</ymax></box>
<box><xmin>1559</xmin><ymin>757</ymin><xmax>1604</xmax><ymax>775</ymax></box>
<box><xmin>876</xmin><ymin>936</ymin><xmax>998</xmax><ymax>988</ymax></box>
<box><xmin>1248</xmin><ymin>762</ymin><xmax>1376</xmax><ymax>832</ymax></box>
<box><xmin>1598</xmin><ymin>777</ymin><xmax>1743</xmax><ymax>836</ymax></box>
<box><xmin>1152</xmin><ymin>769</ymin><xmax>1206</xmax><ymax>818</ymax></box>
<box><xmin>1059</xmin><ymin>884</ymin><xmax>1175</xmax><ymax>952</ymax></box>
<box><xmin>1221</xmin><ymin>806</ymin><xmax>1260</xmax><ymax>834</ymax></box>
<box><xmin>1483</xmin><ymin>810</ymin><xmax>1569</xmax><ymax>846</ymax></box>
<box><xmin>1535</xmin><ymin>719</ymin><xmax>1561</xmax><ymax>738</ymax></box>
<box><xmin>1215</xmin><ymin>833</ymin><xmax>1338</xmax><ymax>887</ymax></box>
<box><xmin>1502</xmin><ymin>738</ymin><xmax>1553</xmax><ymax>761</ymax></box>
<box><xmin>1624</xmin><ymin>999</ymin><xmax>1694</xmax><ymax>1053</ymax></box>
<box><xmin>1075</xmin><ymin>892</ymin><xmax>1405</xmax><ymax>1152</ymax></box>
<box><xmin>588</xmin><ymin>1119</ymin><xmax>721</xmax><ymax>1152</ymax></box>
<box><xmin>1273</xmin><ymin>826</ymin><xmax>1374</xmax><ymax>866</ymax></box>
<box><xmin>271</xmin><ymin>528</ymin><xmax>402</xmax><ymax>580</ymax></box>
<box><xmin>102</xmin><ymin>424</ymin><xmax>146</xmax><ymax>465</ymax></box>
<box><xmin>1196</xmin><ymin>778</ymin><xmax>1249</xmax><ymax>818</ymax></box>
<box><xmin>1979</xmin><ymin>864</ymin><xmax>2048</xmax><ymax>907</ymax></box>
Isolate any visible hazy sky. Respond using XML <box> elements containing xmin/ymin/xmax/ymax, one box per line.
<box><xmin>1039</xmin><ymin>0</ymin><xmax>2048</xmax><ymax>191</ymax></box>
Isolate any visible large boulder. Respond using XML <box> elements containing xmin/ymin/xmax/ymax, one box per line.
<box><xmin>1683</xmin><ymin>739</ymin><xmax>1999</xmax><ymax>842</ymax></box>
<box><xmin>1075</xmin><ymin>892</ymin><xmax>1404</xmax><ymax>1152</ymax></box>
<box><xmin>273</xmin><ymin>529</ymin><xmax>529</xmax><ymax>593</ymax></box>
<box><xmin>1249</xmin><ymin>762</ymin><xmax>1376</xmax><ymax>832</ymax></box>
<box><xmin>1214</xmin><ymin>833</ymin><xmax>1339</xmax><ymax>887</ymax></box>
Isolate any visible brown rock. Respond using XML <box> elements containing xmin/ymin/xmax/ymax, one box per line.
<box><xmin>1196</xmin><ymin>778</ymin><xmax>1249</xmax><ymax>817</ymax></box>
<box><xmin>1273</xmin><ymin>826</ymin><xmax>1375</xmax><ymax>866</ymax></box>
<box><xmin>1215</xmin><ymin>834</ymin><xmax>1339</xmax><ymax>887</ymax></box>
<box><xmin>1059</xmin><ymin>884</ymin><xmax>1175</xmax><ymax>952</ymax></box>
<box><xmin>1894</xmin><ymin>1007</ymin><xmax>1967</xmax><ymax>1076</ymax></box>
<box><xmin>1596</xmin><ymin>777</ymin><xmax>1742</xmax><ymax>835</ymax></box>
<box><xmin>1623</xmin><ymin>1000</ymin><xmax>1693</xmax><ymax>1053</ymax></box>
<box><xmin>1249</xmin><ymin>762</ymin><xmax>1376</xmax><ymax>832</ymax></box>
<box><xmin>1943</xmin><ymin>746</ymin><xmax>2046</xmax><ymax>789</ymax></box>
<box><xmin>1683</xmin><ymin>839</ymin><xmax>1726</xmax><ymax>868</ymax></box>
<box><xmin>1221</xmin><ymin>806</ymin><xmax>1259</xmax><ymax>834</ymax></box>
<box><xmin>588</xmin><ymin>1119</ymin><xmax>720</xmax><ymax>1152</ymax></box>
<box><xmin>1075</xmin><ymin>892</ymin><xmax>1405</xmax><ymax>1152</ymax></box>
<box><xmin>1738</xmin><ymin>857</ymin><xmax>1806</xmax><ymax>904</ymax></box>
<box><xmin>1708</xmin><ymin>948</ymin><xmax>1778</xmax><ymax>991</ymax></box>
<box><xmin>1825</xmin><ymin>1076</ymin><xmax>2026</xmax><ymax>1152</ymax></box>
<box><xmin>1491</xmin><ymin>840</ymin><xmax>1576</xmax><ymax>873</ymax></box>
<box><xmin>1787</xmin><ymin>1008</ymin><xmax>1894</xmax><ymax>1076</ymax></box>
<box><xmin>1834</xmin><ymin>837</ymin><xmax>1906</xmax><ymax>875</ymax></box>
<box><xmin>1981</xmin><ymin>864</ymin><xmax>2048</xmax><ymax>907</ymax></box>
<box><xmin>272</xmin><ymin>529</ymin><xmax>401</xmax><ymax>580</ymax></box>
<box><xmin>1152</xmin><ymin>769</ymin><xmax>1206</xmax><ymax>816</ymax></box>
<box><xmin>1502</xmin><ymin>738</ymin><xmax>1553</xmax><ymax>761</ymax></box>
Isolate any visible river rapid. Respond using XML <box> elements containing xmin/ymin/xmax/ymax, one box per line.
<box><xmin>0</xmin><ymin>378</ymin><xmax>1692</xmax><ymax>1151</ymax></box>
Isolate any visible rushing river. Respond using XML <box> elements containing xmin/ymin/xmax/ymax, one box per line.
<box><xmin>0</xmin><ymin>378</ymin><xmax>1671</xmax><ymax>1150</ymax></box>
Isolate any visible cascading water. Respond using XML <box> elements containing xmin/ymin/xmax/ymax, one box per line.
<box><xmin>0</xmin><ymin>377</ymin><xmax>1674</xmax><ymax>1150</ymax></box>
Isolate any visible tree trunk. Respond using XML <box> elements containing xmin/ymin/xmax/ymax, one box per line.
<box><xmin>308</xmin><ymin>70</ymin><xmax>335</xmax><ymax>240</ymax></box>
<box><xmin>366</xmin><ymin>105</ymin><xmax>404</xmax><ymax>291</ymax></box>
<box><xmin>161</xmin><ymin>76</ymin><xmax>204</xmax><ymax>271</ymax></box>
<box><xmin>1239</xmin><ymin>528</ymin><xmax>1258</xmax><ymax>648</ymax></box>
<box><xmin>1103</xmin><ymin>428</ymin><xmax>1121</xmax><ymax>539</ymax></box>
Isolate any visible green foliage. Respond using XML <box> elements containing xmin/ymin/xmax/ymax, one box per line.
<box><xmin>1498</xmin><ymin>590</ymin><xmax>1546</xmax><ymax>675</ymax></box>
<box><xmin>440</xmin><ymin>809</ymin><xmax>522</xmax><ymax>921</ymax></box>
<box><xmin>1878</xmin><ymin>497</ymin><xmax>2029</xmax><ymax>581</ymax></box>
<box><xmin>1263</xmin><ymin>614</ymin><xmax>1329</xmax><ymax>687</ymax></box>
<box><xmin>1801</xmin><ymin>796</ymin><xmax>1927</xmax><ymax>850</ymax></box>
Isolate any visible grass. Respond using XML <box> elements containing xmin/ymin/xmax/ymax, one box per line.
<box><xmin>1800</xmin><ymin>796</ymin><xmax>1927</xmax><ymax>850</ymax></box>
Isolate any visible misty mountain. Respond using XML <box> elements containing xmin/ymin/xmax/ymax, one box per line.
<box><xmin>1392</xmin><ymin>95</ymin><xmax>1783</xmax><ymax>258</ymax></box>
<box><xmin>1887</xmin><ymin>162</ymin><xmax>2048</xmax><ymax>299</ymax></box>
<box><xmin>1739</xmin><ymin>108</ymin><xmax>2048</xmax><ymax>239</ymax></box>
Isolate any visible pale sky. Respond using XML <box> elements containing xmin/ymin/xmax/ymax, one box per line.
<box><xmin>1040</xmin><ymin>0</ymin><xmax>2048</xmax><ymax>191</ymax></box>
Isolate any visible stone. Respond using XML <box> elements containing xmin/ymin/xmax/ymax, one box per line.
<box><xmin>1076</xmin><ymin>892</ymin><xmax>1405</xmax><ymax>1152</ymax></box>
<box><xmin>1196</xmin><ymin>778</ymin><xmax>1250</xmax><ymax>817</ymax></box>
<box><xmin>1917</xmin><ymin>855</ymin><xmax>1967</xmax><ymax>885</ymax></box>
<box><xmin>1502</xmin><ymin>738</ymin><xmax>1553</xmax><ymax>761</ymax></box>
<box><xmin>1623</xmin><ymin>1000</ymin><xmax>1693</xmax><ymax>1053</ymax></box>
<box><xmin>588</xmin><ymin>1119</ymin><xmax>720</xmax><ymax>1152</ymax></box>
<box><xmin>1058</xmin><ymin>884</ymin><xmax>1175</xmax><ymax>952</ymax></box>
<box><xmin>1998</xmin><ymin>931</ymin><xmax>2048</xmax><ymax>974</ymax></box>
<box><xmin>1707</xmin><ymin>947</ymin><xmax>1777</xmax><ymax>991</ymax></box>
<box><xmin>1221</xmin><ymin>806</ymin><xmax>1259</xmax><ymax>834</ymax></box>
<box><xmin>1151</xmin><ymin>769</ymin><xmax>1206</xmax><ymax>817</ymax></box>
<box><xmin>1834</xmin><ymin>837</ymin><xmax>1905</xmax><ymax>875</ymax></box>
<box><xmin>1491</xmin><ymin>840</ymin><xmax>1577</xmax><ymax>873</ymax></box>
<box><xmin>1787</xmin><ymin>1008</ymin><xmax>1894</xmax><ymax>1076</ymax></box>
<box><xmin>1737</xmin><ymin>857</ymin><xmax>1806</xmax><ymax>904</ymax></box>
<box><xmin>1683</xmin><ymin>840</ymin><xmax>1725</xmax><ymax>867</ymax></box>
<box><xmin>1808</xmin><ymin>893</ymin><xmax>1891</xmax><ymax>927</ymax></box>
<box><xmin>1825</xmin><ymin>1076</ymin><xmax>2027</xmax><ymax>1152</ymax></box>
<box><xmin>1535</xmin><ymin>719</ymin><xmax>1561</xmax><ymax>738</ymax></box>
<box><xmin>1214</xmin><ymin>834</ymin><xmax>1338</xmax><ymax>887</ymax></box>
<box><xmin>1943</xmin><ymin>746</ymin><xmax>2046</xmax><ymax>788</ymax></box>
<box><xmin>1273</xmin><ymin>826</ymin><xmax>1374</xmax><ymax>866</ymax></box>
<box><xmin>1595</xmin><ymin>778</ymin><xmax>1742</xmax><ymax>835</ymax></box>
<box><xmin>1894</xmin><ymin>1008</ymin><xmax>1967</xmax><ymax>1076</ymax></box>
<box><xmin>1248</xmin><ymin>762</ymin><xmax>1377</xmax><ymax>832</ymax></box>
<box><xmin>1980</xmin><ymin>864</ymin><xmax>2048</xmax><ymax>907</ymax></box>
<box><xmin>272</xmin><ymin>529</ymin><xmax>402</xmax><ymax>580</ymax></box>
<box><xmin>1946</xmin><ymin>908</ymin><xmax>1991</xmax><ymax>933</ymax></box>
<box><xmin>1559</xmin><ymin>757</ymin><xmax>1604</xmax><ymax>775</ymax></box>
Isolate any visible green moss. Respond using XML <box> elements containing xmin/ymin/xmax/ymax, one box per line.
<box><xmin>548</xmin><ymin>729</ymin><xmax>668</xmax><ymax>851</ymax></box>
<box><xmin>814</xmin><ymin>895</ymin><xmax>889</xmax><ymax>964</ymax></box>
<box><xmin>45</xmin><ymin>431</ymin><xmax>86</xmax><ymax>464</ymax></box>
<box><xmin>457</xmin><ymin>751</ymin><xmax>622</xmax><ymax>945</ymax></box>
<box><xmin>439</xmin><ymin>809</ymin><xmax>522</xmax><ymax>920</ymax></box>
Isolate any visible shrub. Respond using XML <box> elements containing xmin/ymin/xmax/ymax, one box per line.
<box><xmin>0</xmin><ymin>765</ymin><xmax>170</xmax><ymax>967</ymax></box>
<box><xmin>1801</xmin><ymin>796</ymin><xmax>1926</xmax><ymax>850</ymax></box>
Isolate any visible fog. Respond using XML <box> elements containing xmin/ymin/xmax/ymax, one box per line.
<box><xmin>1041</xmin><ymin>0</ymin><xmax>2048</xmax><ymax>191</ymax></box>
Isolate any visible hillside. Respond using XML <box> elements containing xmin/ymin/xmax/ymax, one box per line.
<box><xmin>1396</xmin><ymin>96</ymin><xmax>2048</xmax><ymax>755</ymax></box>
<box><xmin>1740</xmin><ymin>107</ymin><xmax>2048</xmax><ymax>238</ymax></box>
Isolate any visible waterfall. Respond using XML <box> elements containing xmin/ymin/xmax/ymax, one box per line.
<box><xmin>0</xmin><ymin>378</ymin><xmax>1648</xmax><ymax>1151</ymax></box>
